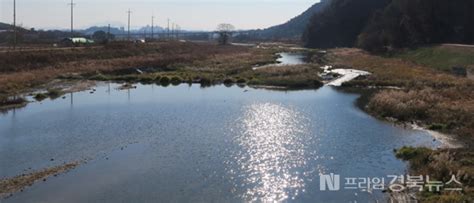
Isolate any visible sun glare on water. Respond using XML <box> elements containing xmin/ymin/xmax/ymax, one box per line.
<box><xmin>228</xmin><ymin>103</ymin><xmax>318</xmax><ymax>202</ymax></box>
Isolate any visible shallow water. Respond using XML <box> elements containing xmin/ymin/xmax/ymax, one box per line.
<box><xmin>0</xmin><ymin>84</ymin><xmax>440</xmax><ymax>202</ymax></box>
<box><xmin>253</xmin><ymin>52</ymin><xmax>306</xmax><ymax>70</ymax></box>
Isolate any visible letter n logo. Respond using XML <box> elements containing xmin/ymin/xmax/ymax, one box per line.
<box><xmin>320</xmin><ymin>173</ymin><xmax>340</xmax><ymax>191</ymax></box>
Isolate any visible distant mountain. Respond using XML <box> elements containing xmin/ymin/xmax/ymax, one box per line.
<box><xmin>251</xmin><ymin>0</ymin><xmax>331</xmax><ymax>40</ymax></box>
<box><xmin>80</xmin><ymin>25</ymin><xmax>165</xmax><ymax>36</ymax></box>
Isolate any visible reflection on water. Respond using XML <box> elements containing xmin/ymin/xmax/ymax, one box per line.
<box><xmin>277</xmin><ymin>52</ymin><xmax>306</xmax><ymax>65</ymax></box>
<box><xmin>230</xmin><ymin>103</ymin><xmax>315</xmax><ymax>201</ymax></box>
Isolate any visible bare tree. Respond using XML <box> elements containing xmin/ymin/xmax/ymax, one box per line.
<box><xmin>216</xmin><ymin>23</ymin><xmax>235</xmax><ymax>45</ymax></box>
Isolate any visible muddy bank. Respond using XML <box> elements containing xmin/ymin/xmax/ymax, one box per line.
<box><xmin>0</xmin><ymin>162</ymin><xmax>79</xmax><ymax>199</ymax></box>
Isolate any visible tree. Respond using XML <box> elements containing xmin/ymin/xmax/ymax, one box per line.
<box><xmin>216</xmin><ymin>23</ymin><xmax>235</xmax><ymax>45</ymax></box>
<box><xmin>92</xmin><ymin>30</ymin><xmax>114</xmax><ymax>44</ymax></box>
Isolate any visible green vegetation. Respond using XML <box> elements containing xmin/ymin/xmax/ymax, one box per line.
<box><xmin>395</xmin><ymin>147</ymin><xmax>432</xmax><ymax>163</ymax></box>
<box><xmin>199</xmin><ymin>77</ymin><xmax>213</xmax><ymax>87</ymax></box>
<box><xmin>170</xmin><ymin>76</ymin><xmax>183</xmax><ymax>86</ymax></box>
<box><xmin>159</xmin><ymin>76</ymin><xmax>171</xmax><ymax>86</ymax></box>
<box><xmin>223</xmin><ymin>78</ymin><xmax>235</xmax><ymax>85</ymax></box>
<box><xmin>394</xmin><ymin>45</ymin><xmax>474</xmax><ymax>72</ymax></box>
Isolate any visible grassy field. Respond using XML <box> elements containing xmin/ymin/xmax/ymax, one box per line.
<box><xmin>394</xmin><ymin>44</ymin><xmax>474</xmax><ymax>72</ymax></box>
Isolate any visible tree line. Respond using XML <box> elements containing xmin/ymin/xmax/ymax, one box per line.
<box><xmin>303</xmin><ymin>0</ymin><xmax>474</xmax><ymax>52</ymax></box>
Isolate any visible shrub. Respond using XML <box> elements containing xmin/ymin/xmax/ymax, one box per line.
<box><xmin>395</xmin><ymin>147</ymin><xmax>431</xmax><ymax>161</ymax></box>
<box><xmin>34</xmin><ymin>93</ymin><xmax>48</xmax><ymax>101</ymax></box>
<box><xmin>236</xmin><ymin>78</ymin><xmax>247</xmax><ymax>84</ymax></box>
<box><xmin>170</xmin><ymin>76</ymin><xmax>183</xmax><ymax>86</ymax></box>
<box><xmin>160</xmin><ymin>76</ymin><xmax>171</xmax><ymax>86</ymax></box>
<box><xmin>46</xmin><ymin>89</ymin><xmax>63</xmax><ymax>99</ymax></box>
<box><xmin>139</xmin><ymin>76</ymin><xmax>155</xmax><ymax>84</ymax></box>
<box><xmin>428</xmin><ymin>123</ymin><xmax>446</xmax><ymax>131</ymax></box>
<box><xmin>223</xmin><ymin>78</ymin><xmax>235</xmax><ymax>84</ymax></box>
<box><xmin>200</xmin><ymin>77</ymin><xmax>212</xmax><ymax>87</ymax></box>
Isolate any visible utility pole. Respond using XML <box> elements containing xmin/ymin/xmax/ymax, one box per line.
<box><xmin>171</xmin><ymin>23</ymin><xmax>174</xmax><ymax>39</ymax></box>
<box><xmin>13</xmin><ymin>0</ymin><xmax>16</xmax><ymax>49</ymax></box>
<box><xmin>127</xmin><ymin>9</ymin><xmax>132</xmax><ymax>41</ymax></box>
<box><xmin>151</xmin><ymin>15</ymin><xmax>155</xmax><ymax>40</ymax></box>
<box><xmin>107</xmin><ymin>24</ymin><xmax>111</xmax><ymax>41</ymax></box>
<box><xmin>176</xmin><ymin>25</ymin><xmax>180</xmax><ymax>40</ymax></box>
<box><xmin>68</xmin><ymin>0</ymin><xmax>76</xmax><ymax>37</ymax></box>
<box><xmin>167</xmin><ymin>18</ymin><xmax>170</xmax><ymax>39</ymax></box>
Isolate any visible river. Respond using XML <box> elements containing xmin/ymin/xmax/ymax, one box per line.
<box><xmin>0</xmin><ymin>83</ymin><xmax>442</xmax><ymax>202</ymax></box>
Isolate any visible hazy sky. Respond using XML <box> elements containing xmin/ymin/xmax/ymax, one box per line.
<box><xmin>0</xmin><ymin>0</ymin><xmax>318</xmax><ymax>30</ymax></box>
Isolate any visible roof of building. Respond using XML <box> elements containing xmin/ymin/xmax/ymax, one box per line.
<box><xmin>63</xmin><ymin>37</ymin><xmax>94</xmax><ymax>44</ymax></box>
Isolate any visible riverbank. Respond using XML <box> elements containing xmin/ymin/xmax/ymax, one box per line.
<box><xmin>325</xmin><ymin>47</ymin><xmax>474</xmax><ymax>202</ymax></box>
<box><xmin>0</xmin><ymin>41</ymin><xmax>325</xmax><ymax>111</ymax></box>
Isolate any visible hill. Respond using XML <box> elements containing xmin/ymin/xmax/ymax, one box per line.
<box><xmin>0</xmin><ymin>22</ymin><xmax>11</xmax><ymax>30</ymax></box>
<box><xmin>303</xmin><ymin>0</ymin><xmax>474</xmax><ymax>52</ymax></box>
<box><xmin>357</xmin><ymin>0</ymin><xmax>474</xmax><ymax>52</ymax></box>
<box><xmin>251</xmin><ymin>0</ymin><xmax>331</xmax><ymax>40</ymax></box>
<box><xmin>302</xmin><ymin>0</ymin><xmax>390</xmax><ymax>48</ymax></box>
<box><xmin>80</xmin><ymin>25</ymin><xmax>165</xmax><ymax>36</ymax></box>
<box><xmin>0</xmin><ymin>22</ymin><xmax>27</xmax><ymax>32</ymax></box>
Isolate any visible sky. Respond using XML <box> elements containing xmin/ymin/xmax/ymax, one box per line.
<box><xmin>0</xmin><ymin>0</ymin><xmax>318</xmax><ymax>31</ymax></box>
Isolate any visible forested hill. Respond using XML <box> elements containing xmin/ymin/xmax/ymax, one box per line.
<box><xmin>303</xmin><ymin>0</ymin><xmax>474</xmax><ymax>52</ymax></box>
<box><xmin>357</xmin><ymin>0</ymin><xmax>474</xmax><ymax>52</ymax></box>
<box><xmin>302</xmin><ymin>0</ymin><xmax>390</xmax><ymax>49</ymax></box>
<box><xmin>251</xmin><ymin>0</ymin><xmax>331</xmax><ymax>40</ymax></box>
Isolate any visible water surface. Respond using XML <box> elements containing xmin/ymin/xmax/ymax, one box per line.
<box><xmin>0</xmin><ymin>84</ymin><xmax>439</xmax><ymax>202</ymax></box>
<box><xmin>253</xmin><ymin>52</ymin><xmax>306</xmax><ymax>70</ymax></box>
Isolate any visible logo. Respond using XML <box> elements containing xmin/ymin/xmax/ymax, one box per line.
<box><xmin>320</xmin><ymin>173</ymin><xmax>340</xmax><ymax>191</ymax></box>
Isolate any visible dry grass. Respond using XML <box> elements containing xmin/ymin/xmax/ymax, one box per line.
<box><xmin>246</xmin><ymin>64</ymin><xmax>323</xmax><ymax>89</ymax></box>
<box><xmin>395</xmin><ymin>147</ymin><xmax>474</xmax><ymax>202</ymax></box>
<box><xmin>328</xmin><ymin>48</ymin><xmax>474</xmax><ymax>140</ymax></box>
<box><xmin>0</xmin><ymin>42</ymin><xmax>251</xmax><ymax>96</ymax></box>
<box><xmin>329</xmin><ymin>47</ymin><xmax>474</xmax><ymax>201</ymax></box>
<box><xmin>368</xmin><ymin>88</ymin><xmax>474</xmax><ymax>139</ymax></box>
